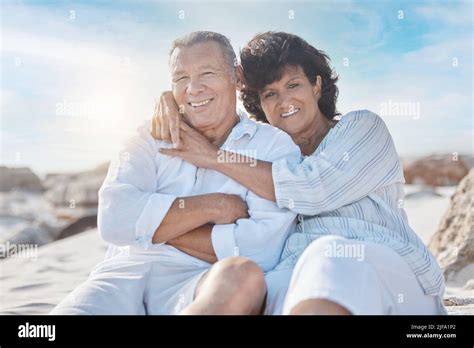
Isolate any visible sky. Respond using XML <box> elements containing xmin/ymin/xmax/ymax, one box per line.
<box><xmin>1</xmin><ymin>0</ymin><xmax>473</xmax><ymax>175</ymax></box>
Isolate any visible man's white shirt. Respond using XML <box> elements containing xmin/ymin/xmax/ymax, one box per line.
<box><xmin>97</xmin><ymin>112</ymin><xmax>300</xmax><ymax>272</ymax></box>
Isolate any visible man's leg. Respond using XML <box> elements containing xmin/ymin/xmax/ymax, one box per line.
<box><xmin>50</xmin><ymin>259</ymin><xmax>150</xmax><ymax>315</ymax></box>
<box><xmin>180</xmin><ymin>256</ymin><xmax>267</xmax><ymax>315</ymax></box>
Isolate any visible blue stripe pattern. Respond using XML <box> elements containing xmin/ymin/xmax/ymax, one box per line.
<box><xmin>272</xmin><ymin>110</ymin><xmax>445</xmax><ymax>296</ymax></box>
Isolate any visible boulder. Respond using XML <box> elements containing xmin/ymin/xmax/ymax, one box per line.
<box><xmin>403</xmin><ymin>154</ymin><xmax>471</xmax><ymax>186</ymax></box>
<box><xmin>45</xmin><ymin>163</ymin><xmax>109</xmax><ymax>207</ymax></box>
<box><xmin>429</xmin><ymin>169</ymin><xmax>474</xmax><ymax>285</ymax></box>
<box><xmin>56</xmin><ymin>215</ymin><xmax>97</xmax><ymax>240</ymax></box>
<box><xmin>0</xmin><ymin>166</ymin><xmax>44</xmax><ymax>192</ymax></box>
<box><xmin>0</xmin><ymin>223</ymin><xmax>54</xmax><ymax>259</ymax></box>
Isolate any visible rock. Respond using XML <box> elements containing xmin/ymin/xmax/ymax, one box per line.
<box><xmin>443</xmin><ymin>297</ymin><xmax>474</xmax><ymax>307</ymax></box>
<box><xmin>42</xmin><ymin>173</ymin><xmax>71</xmax><ymax>191</ymax></box>
<box><xmin>0</xmin><ymin>166</ymin><xmax>44</xmax><ymax>192</ymax></box>
<box><xmin>429</xmin><ymin>169</ymin><xmax>474</xmax><ymax>284</ymax></box>
<box><xmin>0</xmin><ymin>223</ymin><xmax>54</xmax><ymax>259</ymax></box>
<box><xmin>0</xmin><ymin>188</ymin><xmax>99</xmax><ymax>258</ymax></box>
<box><xmin>45</xmin><ymin>163</ymin><xmax>108</xmax><ymax>207</ymax></box>
<box><xmin>56</xmin><ymin>215</ymin><xmax>97</xmax><ymax>240</ymax></box>
<box><xmin>403</xmin><ymin>154</ymin><xmax>471</xmax><ymax>186</ymax></box>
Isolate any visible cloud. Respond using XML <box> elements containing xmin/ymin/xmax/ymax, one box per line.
<box><xmin>1</xmin><ymin>0</ymin><xmax>472</xmax><ymax>173</ymax></box>
<box><xmin>415</xmin><ymin>1</ymin><xmax>472</xmax><ymax>27</ymax></box>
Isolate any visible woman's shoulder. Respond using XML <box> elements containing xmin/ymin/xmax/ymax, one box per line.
<box><xmin>333</xmin><ymin>109</ymin><xmax>389</xmax><ymax>136</ymax></box>
<box><xmin>339</xmin><ymin>109</ymin><xmax>383</xmax><ymax>125</ymax></box>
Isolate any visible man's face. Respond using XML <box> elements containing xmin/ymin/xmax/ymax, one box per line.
<box><xmin>170</xmin><ymin>41</ymin><xmax>237</xmax><ymax>131</ymax></box>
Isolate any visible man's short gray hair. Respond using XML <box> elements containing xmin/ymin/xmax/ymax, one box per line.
<box><xmin>169</xmin><ymin>31</ymin><xmax>237</xmax><ymax>73</ymax></box>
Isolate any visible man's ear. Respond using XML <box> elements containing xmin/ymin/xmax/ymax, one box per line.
<box><xmin>313</xmin><ymin>75</ymin><xmax>322</xmax><ymax>97</ymax></box>
<box><xmin>235</xmin><ymin>65</ymin><xmax>246</xmax><ymax>91</ymax></box>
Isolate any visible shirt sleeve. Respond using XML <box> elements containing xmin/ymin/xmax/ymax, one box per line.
<box><xmin>211</xmin><ymin>129</ymin><xmax>301</xmax><ymax>272</ymax></box>
<box><xmin>97</xmin><ymin>123</ymin><xmax>177</xmax><ymax>248</ymax></box>
<box><xmin>272</xmin><ymin>110</ymin><xmax>405</xmax><ymax>215</ymax></box>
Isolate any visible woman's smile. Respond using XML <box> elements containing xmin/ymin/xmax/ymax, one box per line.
<box><xmin>281</xmin><ymin>107</ymin><xmax>300</xmax><ymax>118</ymax></box>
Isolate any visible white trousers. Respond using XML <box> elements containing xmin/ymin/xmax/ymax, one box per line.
<box><xmin>266</xmin><ymin>235</ymin><xmax>447</xmax><ymax>315</ymax></box>
<box><xmin>50</xmin><ymin>255</ymin><xmax>209</xmax><ymax>315</ymax></box>
<box><xmin>51</xmin><ymin>236</ymin><xmax>447</xmax><ymax>315</ymax></box>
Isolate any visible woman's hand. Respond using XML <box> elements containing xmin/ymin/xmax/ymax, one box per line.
<box><xmin>159</xmin><ymin>121</ymin><xmax>220</xmax><ymax>169</ymax></box>
<box><xmin>150</xmin><ymin>91</ymin><xmax>181</xmax><ymax>147</ymax></box>
<box><xmin>210</xmin><ymin>193</ymin><xmax>249</xmax><ymax>224</ymax></box>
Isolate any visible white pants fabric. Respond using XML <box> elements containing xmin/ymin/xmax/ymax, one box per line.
<box><xmin>50</xmin><ymin>255</ymin><xmax>209</xmax><ymax>315</ymax></box>
<box><xmin>266</xmin><ymin>235</ymin><xmax>447</xmax><ymax>315</ymax></box>
<box><xmin>52</xmin><ymin>235</ymin><xmax>447</xmax><ymax>315</ymax></box>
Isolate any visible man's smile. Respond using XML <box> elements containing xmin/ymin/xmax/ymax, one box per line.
<box><xmin>188</xmin><ymin>98</ymin><xmax>214</xmax><ymax>108</ymax></box>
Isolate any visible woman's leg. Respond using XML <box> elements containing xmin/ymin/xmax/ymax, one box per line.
<box><xmin>283</xmin><ymin>235</ymin><xmax>444</xmax><ymax>315</ymax></box>
<box><xmin>290</xmin><ymin>299</ymin><xmax>351</xmax><ymax>315</ymax></box>
<box><xmin>180</xmin><ymin>256</ymin><xmax>267</xmax><ymax>315</ymax></box>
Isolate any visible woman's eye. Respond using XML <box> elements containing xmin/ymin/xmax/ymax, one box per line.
<box><xmin>288</xmin><ymin>83</ymin><xmax>299</xmax><ymax>89</ymax></box>
<box><xmin>264</xmin><ymin>91</ymin><xmax>276</xmax><ymax>98</ymax></box>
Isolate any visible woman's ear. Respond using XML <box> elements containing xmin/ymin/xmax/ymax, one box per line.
<box><xmin>313</xmin><ymin>75</ymin><xmax>322</xmax><ymax>97</ymax></box>
<box><xmin>235</xmin><ymin>65</ymin><xmax>246</xmax><ymax>91</ymax></box>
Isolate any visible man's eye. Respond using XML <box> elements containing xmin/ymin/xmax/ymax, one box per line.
<box><xmin>203</xmin><ymin>71</ymin><xmax>214</xmax><ymax>76</ymax></box>
<box><xmin>288</xmin><ymin>83</ymin><xmax>299</xmax><ymax>89</ymax></box>
<box><xmin>174</xmin><ymin>76</ymin><xmax>188</xmax><ymax>82</ymax></box>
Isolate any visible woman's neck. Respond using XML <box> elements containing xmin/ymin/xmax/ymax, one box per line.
<box><xmin>293</xmin><ymin>112</ymin><xmax>337</xmax><ymax>156</ymax></box>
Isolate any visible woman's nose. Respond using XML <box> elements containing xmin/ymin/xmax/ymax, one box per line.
<box><xmin>276</xmin><ymin>92</ymin><xmax>293</xmax><ymax>111</ymax></box>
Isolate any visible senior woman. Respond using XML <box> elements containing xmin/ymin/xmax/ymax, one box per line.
<box><xmin>154</xmin><ymin>32</ymin><xmax>447</xmax><ymax>315</ymax></box>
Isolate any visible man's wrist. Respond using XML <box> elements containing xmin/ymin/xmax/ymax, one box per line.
<box><xmin>204</xmin><ymin>193</ymin><xmax>223</xmax><ymax>224</ymax></box>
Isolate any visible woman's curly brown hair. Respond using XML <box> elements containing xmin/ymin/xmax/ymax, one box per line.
<box><xmin>240</xmin><ymin>32</ymin><xmax>340</xmax><ymax>123</ymax></box>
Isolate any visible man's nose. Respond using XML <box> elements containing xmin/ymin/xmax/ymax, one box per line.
<box><xmin>186</xmin><ymin>76</ymin><xmax>206</xmax><ymax>96</ymax></box>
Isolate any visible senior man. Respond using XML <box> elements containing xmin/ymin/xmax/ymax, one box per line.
<box><xmin>51</xmin><ymin>31</ymin><xmax>300</xmax><ymax>315</ymax></box>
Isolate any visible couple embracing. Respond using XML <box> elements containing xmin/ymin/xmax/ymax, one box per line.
<box><xmin>51</xmin><ymin>31</ymin><xmax>447</xmax><ymax>315</ymax></box>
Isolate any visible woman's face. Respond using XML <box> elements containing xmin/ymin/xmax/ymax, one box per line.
<box><xmin>259</xmin><ymin>65</ymin><xmax>320</xmax><ymax>137</ymax></box>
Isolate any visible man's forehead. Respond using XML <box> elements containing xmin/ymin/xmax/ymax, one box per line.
<box><xmin>172</xmin><ymin>62</ymin><xmax>222</xmax><ymax>75</ymax></box>
<box><xmin>170</xmin><ymin>42</ymin><xmax>226</xmax><ymax>73</ymax></box>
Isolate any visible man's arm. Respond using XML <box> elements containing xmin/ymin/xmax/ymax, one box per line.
<box><xmin>98</xmin><ymin>124</ymin><xmax>247</xmax><ymax>248</ymax></box>
<box><xmin>167</xmin><ymin>224</ymin><xmax>217</xmax><ymax>263</ymax></box>
<box><xmin>152</xmin><ymin>193</ymin><xmax>248</xmax><ymax>244</ymax></box>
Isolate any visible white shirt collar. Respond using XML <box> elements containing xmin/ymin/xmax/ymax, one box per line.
<box><xmin>226</xmin><ymin>110</ymin><xmax>258</xmax><ymax>142</ymax></box>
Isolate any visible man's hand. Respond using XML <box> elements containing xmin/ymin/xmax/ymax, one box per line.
<box><xmin>211</xmin><ymin>193</ymin><xmax>249</xmax><ymax>224</ymax></box>
<box><xmin>159</xmin><ymin>121</ymin><xmax>221</xmax><ymax>169</ymax></box>
<box><xmin>150</xmin><ymin>91</ymin><xmax>181</xmax><ymax>147</ymax></box>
